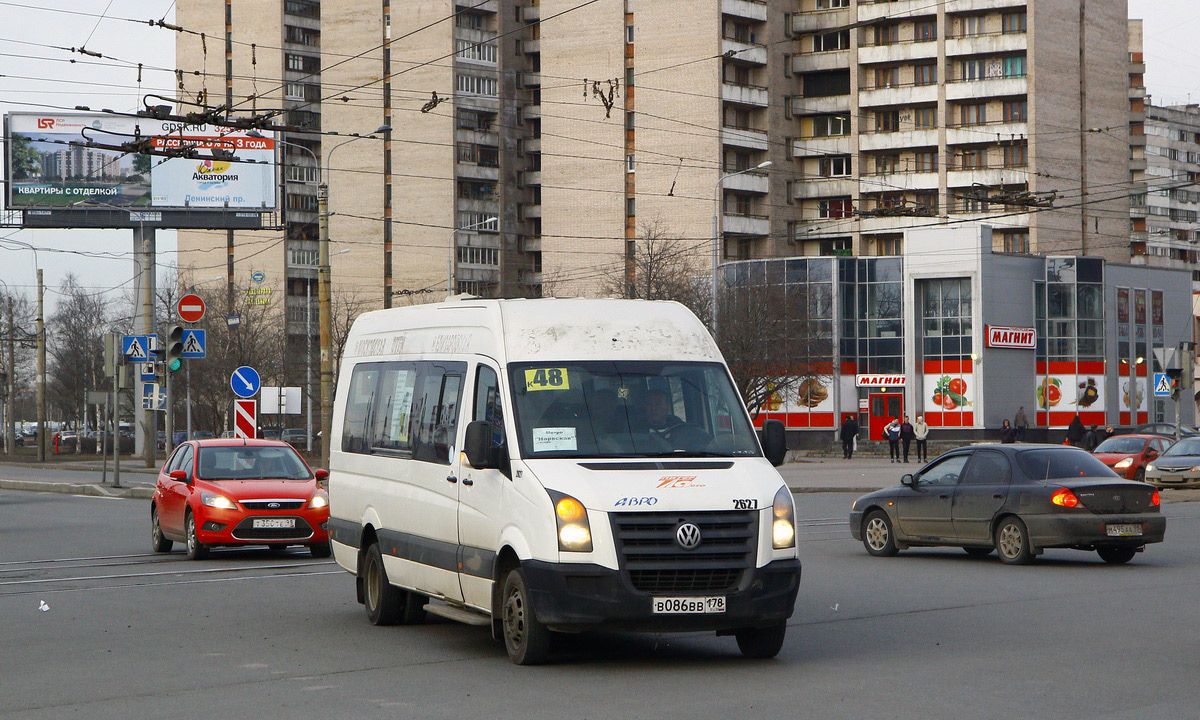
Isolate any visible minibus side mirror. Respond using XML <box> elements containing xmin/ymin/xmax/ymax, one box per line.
<box><xmin>464</xmin><ymin>421</ymin><xmax>498</xmax><ymax>470</ymax></box>
<box><xmin>760</xmin><ymin>419</ymin><xmax>787</xmax><ymax>467</ymax></box>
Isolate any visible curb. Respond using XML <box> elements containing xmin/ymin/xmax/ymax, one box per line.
<box><xmin>0</xmin><ymin>462</ymin><xmax>157</xmax><ymax>475</ymax></box>
<box><xmin>0</xmin><ymin>478</ymin><xmax>153</xmax><ymax>500</ymax></box>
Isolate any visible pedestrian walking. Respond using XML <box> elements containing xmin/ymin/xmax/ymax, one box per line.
<box><xmin>1083</xmin><ymin>424</ymin><xmax>1100</xmax><ymax>452</ymax></box>
<box><xmin>1066</xmin><ymin>415</ymin><xmax>1085</xmax><ymax>447</ymax></box>
<box><xmin>884</xmin><ymin>417</ymin><xmax>901</xmax><ymax>463</ymax></box>
<box><xmin>839</xmin><ymin>414</ymin><xmax>859</xmax><ymax>460</ymax></box>
<box><xmin>913</xmin><ymin>414</ymin><xmax>929</xmax><ymax>462</ymax></box>
<box><xmin>1014</xmin><ymin>406</ymin><xmax>1028</xmax><ymax>442</ymax></box>
<box><xmin>899</xmin><ymin>415</ymin><xmax>915</xmax><ymax>462</ymax></box>
<box><xmin>1000</xmin><ymin>419</ymin><xmax>1016</xmax><ymax>444</ymax></box>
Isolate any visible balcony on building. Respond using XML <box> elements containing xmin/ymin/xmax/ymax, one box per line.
<box><xmin>792</xmin><ymin>177</ymin><xmax>856</xmax><ymax>200</ymax></box>
<box><xmin>520</xmin><ymin>71</ymin><xmax>541</xmax><ymax>87</ymax></box>
<box><xmin>722</xmin><ymin>37</ymin><xmax>768</xmax><ymax>65</ymax></box>
<box><xmin>793</xmin><ymin>135</ymin><xmax>852</xmax><ymax>158</ymax></box>
<box><xmin>945</xmin><ymin>31</ymin><xmax>1027</xmax><ymax>58</ymax></box>
<box><xmin>945</xmin><ymin>76</ymin><xmax>1027</xmax><ymax>102</ymax></box>
<box><xmin>518</xmin><ymin>38</ymin><xmax>539</xmax><ymax>54</ymax></box>
<box><xmin>521</xmin><ymin>104</ymin><xmax>541</xmax><ymax>121</ymax></box>
<box><xmin>945</xmin><ymin>119</ymin><xmax>1027</xmax><ymax>147</ymax></box>
<box><xmin>790</xmin><ymin>8</ymin><xmax>851</xmax><ymax>35</ymax></box>
<box><xmin>870</xmin><ymin>170</ymin><xmax>940</xmax><ymax>192</ymax></box>
<box><xmin>793</xmin><ymin>48</ymin><xmax>850</xmax><ymax>73</ymax></box>
<box><xmin>857</xmin><ymin>40</ymin><xmax>938</xmax><ymax>66</ymax></box>
<box><xmin>858</xmin><ymin>82</ymin><xmax>938</xmax><ymax>108</ymax></box>
<box><xmin>520</xmin><ymin>3</ymin><xmax>538</xmax><ymax>21</ymax></box>
<box><xmin>722</xmin><ymin>125</ymin><xmax>770</xmax><ymax>151</ymax></box>
<box><xmin>520</xmin><ymin>236</ymin><xmax>541</xmax><ymax>253</ymax></box>
<box><xmin>723</xmin><ymin>169</ymin><xmax>770</xmax><ymax>194</ymax></box>
<box><xmin>856</xmin><ymin>0</ymin><xmax>940</xmax><ymax>21</ymax></box>
<box><xmin>858</xmin><ymin>128</ymin><xmax>938</xmax><ymax>152</ymax></box>
<box><xmin>722</xmin><ymin>212</ymin><xmax>770</xmax><ymax>236</ymax></box>
<box><xmin>721</xmin><ymin>0</ymin><xmax>767</xmax><ymax>23</ymax></box>
<box><xmin>521</xmin><ymin>203</ymin><xmax>542</xmax><ymax>220</ymax></box>
<box><xmin>722</xmin><ymin>82</ymin><xmax>769</xmax><ymax>107</ymax></box>
<box><xmin>518</xmin><ymin>269</ymin><xmax>543</xmax><ymax>285</ymax></box>
<box><xmin>520</xmin><ymin>170</ymin><xmax>542</xmax><ymax>186</ymax></box>
<box><xmin>947</xmin><ymin>167</ymin><xmax>1027</xmax><ymax>189</ymax></box>
<box><xmin>943</xmin><ymin>0</ymin><xmax>1027</xmax><ymax>12</ymax></box>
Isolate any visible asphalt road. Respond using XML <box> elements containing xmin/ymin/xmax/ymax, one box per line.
<box><xmin>2</xmin><ymin>489</ymin><xmax>1199</xmax><ymax>720</ymax></box>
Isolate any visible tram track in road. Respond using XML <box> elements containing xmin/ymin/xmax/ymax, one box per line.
<box><xmin>0</xmin><ymin>549</ymin><xmax>341</xmax><ymax>597</ymax></box>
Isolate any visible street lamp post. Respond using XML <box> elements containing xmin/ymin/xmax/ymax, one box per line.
<box><xmin>711</xmin><ymin>161</ymin><xmax>771</xmax><ymax>336</ymax></box>
<box><xmin>448</xmin><ymin>216</ymin><xmax>498</xmax><ymax>297</ymax></box>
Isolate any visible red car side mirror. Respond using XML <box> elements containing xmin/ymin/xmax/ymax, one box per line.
<box><xmin>314</xmin><ymin>469</ymin><xmax>329</xmax><ymax>480</ymax></box>
<box><xmin>169</xmin><ymin>469</ymin><xmax>188</xmax><ymax>481</ymax></box>
<box><xmin>1146</xmin><ymin>449</ymin><xmax>1158</xmax><ymax>460</ymax></box>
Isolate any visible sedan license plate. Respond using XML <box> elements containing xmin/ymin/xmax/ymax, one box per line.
<box><xmin>1106</xmin><ymin>524</ymin><xmax>1142</xmax><ymax>537</ymax></box>
<box><xmin>652</xmin><ymin>596</ymin><xmax>726</xmax><ymax>614</ymax></box>
<box><xmin>253</xmin><ymin>518</ymin><xmax>295</xmax><ymax>529</ymax></box>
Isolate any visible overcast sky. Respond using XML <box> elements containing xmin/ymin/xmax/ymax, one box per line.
<box><xmin>0</xmin><ymin>0</ymin><xmax>1196</xmax><ymax>315</ymax></box>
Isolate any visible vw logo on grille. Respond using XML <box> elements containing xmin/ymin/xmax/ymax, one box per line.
<box><xmin>675</xmin><ymin>522</ymin><xmax>702</xmax><ymax>550</ymax></box>
<box><xmin>267</xmin><ymin>502</ymin><xmax>281</xmax><ymax>509</ymax></box>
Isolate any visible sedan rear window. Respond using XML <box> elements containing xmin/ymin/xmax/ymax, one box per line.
<box><xmin>1015</xmin><ymin>449</ymin><xmax>1117</xmax><ymax>481</ymax></box>
<box><xmin>197</xmin><ymin>446</ymin><xmax>312</xmax><ymax>480</ymax></box>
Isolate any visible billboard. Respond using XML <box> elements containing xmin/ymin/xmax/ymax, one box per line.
<box><xmin>4</xmin><ymin>112</ymin><xmax>277</xmax><ymax>229</ymax></box>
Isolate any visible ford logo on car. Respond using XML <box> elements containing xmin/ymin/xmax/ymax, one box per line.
<box><xmin>268</xmin><ymin>502</ymin><xmax>281</xmax><ymax>509</ymax></box>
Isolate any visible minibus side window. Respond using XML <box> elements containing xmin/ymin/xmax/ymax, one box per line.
<box><xmin>411</xmin><ymin>363</ymin><xmax>466</xmax><ymax>465</ymax></box>
<box><xmin>371</xmin><ymin>364</ymin><xmax>418</xmax><ymax>454</ymax></box>
<box><xmin>342</xmin><ymin>365</ymin><xmax>382</xmax><ymax>454</ymax></box>
<box><xmin>474</xmin><ymin>365</ymin><xmax>505</xmax><ymax>447</ymax></box>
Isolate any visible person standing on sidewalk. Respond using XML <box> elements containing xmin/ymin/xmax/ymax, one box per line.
<box><xmin>913</xmin><ymin>414</ymin><xmax>929</xmax><ymax>462</ymax></box>
<box><xmin>1000</xmin><ymin>419</ymin><xmax>1016</xmax><ymax>444</ymax></box>
<box><xmin>884</xmin><ymin>417</ymin><xmax>901</xmax><ymax>463</ymax></box>
<box><xmin>1066</xmin><ymin>415</ymin><xmax>1085</xmax><ymax>447</ymax></box>
<box><xmin>1014</xmin><ymin>406</ymin><xmax>1028</xmax><ymax>442</ymax></box>
<box><xmin>839</xmin><ymin>414</ymin><xmax>859</xmax><ymax>459</ymax></box>
<box><xmin>899</xmin><ymin>415</ymin><xmax>915</xmax><ymax>463</ymax></box>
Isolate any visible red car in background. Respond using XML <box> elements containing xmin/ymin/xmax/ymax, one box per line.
<box><xmin>1092</xmin><ymin>434</ymin><xmax>1171</xmax><ymax>482</ymax></box>
<box><xmin>151</xmin><ymin>438</ymin><xmax>330</xmax><ymax>560</ymax></box>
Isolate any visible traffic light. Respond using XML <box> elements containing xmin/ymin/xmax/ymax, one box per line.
<box><xmin>166</xmin><ymin>325</ymin><xmax>184</xmax><ymax>372</ymax></box>
<box><xmin>1166</xmin><ymin>368</ymin><xmax>1183</xmax><ymax>400</ymax></box>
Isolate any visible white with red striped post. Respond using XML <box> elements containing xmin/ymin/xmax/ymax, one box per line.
<box><xmin>234</xmin><ymin>399</ymin><xmax>257</xmax><ymax>439</ymax></box>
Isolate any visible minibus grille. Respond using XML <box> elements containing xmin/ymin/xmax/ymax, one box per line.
<box><xmin>610</xmin><ymin>510</ymin><xmax>757</xmax><ymax>594</ymax></box>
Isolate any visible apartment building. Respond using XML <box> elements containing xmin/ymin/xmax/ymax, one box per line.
<box><xmin>174</xmin><ymin>0</ymin><xmax>323</xmax><ymax>384</ymax></box>
<box><xmin>790</xmin><ymin>0</ymin><xmax>1130</xmax><ymax>261</ymax></box>
<box><xmin>1129</xmin><ymin>103</ymin><xmax>1200</xmax><ymax>275</ymax></box>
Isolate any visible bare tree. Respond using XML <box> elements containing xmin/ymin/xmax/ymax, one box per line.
<box><xmin>46</xmin><ymin>274</ymin><xmax>113</xmax><ymax>428</ymax></box>
<box><xmin>602</xmin><ymin>220</ymin><xmax>709</xmax><ymax>312</ymax></box>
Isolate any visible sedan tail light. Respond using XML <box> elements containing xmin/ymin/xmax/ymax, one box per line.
<box><xmin>1051</xmin><ymin>488</ymin><xmax>1080</xmax><ymax>508</ymax></box>
<box><xmin>1151</xmin><ymin>490</ymin><xmax>1161</xmax><ymax>507</ymax></box>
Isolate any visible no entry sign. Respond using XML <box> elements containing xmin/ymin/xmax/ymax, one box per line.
<box><xmin>234</xmin><ymin>399</ymin><xmax>257</xmax><ymax>439</ymax></box>
<box><xmin>178</xmin><ymin>294</ymin><xmax>206</xmax><ymax>323</ymax></box>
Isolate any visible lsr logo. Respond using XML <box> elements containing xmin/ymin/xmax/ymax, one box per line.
<box><xmin>37</xmin><ymin>118</ymin><xmax>56</xmax><ymax>129</ymax></box>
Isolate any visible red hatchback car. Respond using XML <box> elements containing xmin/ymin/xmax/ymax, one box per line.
<box><xmin>1092</xmin><ymin>433</ymin><xmax>1172</xmax><ymax>483</ymax></box>
<box><xmin>151</xmin><ymin>438</ymin><xmax>330</xmax><ymax>560</ymax></box>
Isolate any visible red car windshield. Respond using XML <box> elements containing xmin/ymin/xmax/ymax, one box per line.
<box><xmin>197</xmin><ymin>446</ymin><xmax>312</xmax><ymax>480</ymax></box>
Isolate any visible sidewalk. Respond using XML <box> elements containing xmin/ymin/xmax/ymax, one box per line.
<box><xmin>780</xmin><ymin>455</ymin><xmax>911</xmax><ymax>494</ymax></box>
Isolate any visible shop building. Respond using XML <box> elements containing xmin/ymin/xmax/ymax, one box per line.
<box><xmin>731</xmin><ymin>226</ymin><xmax>1195</xmax><ymax>444</ymax></box>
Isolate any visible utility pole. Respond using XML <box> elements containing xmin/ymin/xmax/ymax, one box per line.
<box><xmin>36</xmin><ymin>269</ymin><xmax>45</xmax><ymax>463</ymax></box>
<box><xmin>318</xmin><ymin>182</ymin><xmax>332</xmax><ymax>468</ymax></box>
<box><xmin>136</xmin><ymin>225</ymin><xmax>157</xmax><ymax>468</ymax></box>
<box><xmin>306</xmin><ymin>281</ymin><xmax>313</xmax><ymax>453</ymax></box>
<box><xmin>6</xmin><ymin>297</ymin><xmax>14</xmax><ymax>457</ymax></box>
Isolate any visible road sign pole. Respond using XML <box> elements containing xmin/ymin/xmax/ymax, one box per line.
<box><xmin>186</xmin><ymin>361</ymin><xmax>193</xmax><ymax>439</ymax></box>
<box><xmin>164</xmin><ymin>358</ymin><xmax>173</xmax><ymax>456</ymax></box>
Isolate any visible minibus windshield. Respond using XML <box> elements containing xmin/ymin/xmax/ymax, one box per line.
<box><xmin>509</xmin><ymin>361</ymin><xmax>762</xmax><ymax>459</ymax></box>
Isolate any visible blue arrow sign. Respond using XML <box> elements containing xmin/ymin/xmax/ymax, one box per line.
<box><xmin>230</xmin><ymin>366</ymin><xmax>261</xmax><ymax>398</ymax></box>
<box><xmin>122</xmin><ymin>335</ymin><xmax>149</xmax><ymax>361</ymax></box>
<box><xmin>181</xmin><ymin>329</ymin><xmax>206</xmax><ymax>358</ymax></box>
<box><xmin>1153</xmin><ymin>373</ymin><xmax>1173</xmax><ymax>397</ymax></box>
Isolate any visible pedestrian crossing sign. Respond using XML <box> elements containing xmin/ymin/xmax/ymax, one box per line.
<box><xmin>180</xmin><ymin>329</ymin><xmax>206</xmax><ymax>358</ymax></box>
<box><xmin>1153</xmin><ymin>373</ymin><xmax>1173</xmax><ymax>397</ymax></box>
<box><xmin>122</xmin><ymin>335</ymin><xmax>149</xmax><ymax>361</ymax></box>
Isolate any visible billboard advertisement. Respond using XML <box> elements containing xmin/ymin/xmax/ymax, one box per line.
<box><xmin>4</xmin><ymin>112</ymin><xmax>277</xmax><ymax>228</ymax></box>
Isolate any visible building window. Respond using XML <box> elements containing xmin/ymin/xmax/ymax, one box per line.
<box><xmin>812</xmin><ymin>114</ymin><xmax>850</xmax><ymax>137</ymax></box>
<box><xmin>816</xmin><ymin>0</ymin><xmax>849</xmax><ymax>8</ymax></box>
<box><xmin>1003</xmin><ymin>100</ymin><xmax>1028</xmax><ymax>123</ymax></box>
<box><xmin>818</xmin><ymin>237</ymin><xmax>851</xmax><ymax>256</ymax></box>
<box><xmin>959</xmin><ymin>58</ymin><xmax>986</xmax><ymax>81</ymax></box>
<box><xmin>875</xmin><ymin>235</ymin><xmax>903</xmax><ymax>256</ymax></box>
<box><xmin>626</xmin><ymin>24</ymin><xmax>634</xmax><ymax>43</ymax></box>
<box><xmin>818</xmin><ymin>198</ymin><xmax>854</xmax><ymax>219</ymax></box>
<box><xmin>456</xmin><ymin>39</ymin><xmax>497</xmax><ymax>63</ymax></box>
<box><xmin>626</xmin><ymin>197</ymin><xmax>636</xmax><ymax>217</ymax></box>
<box><xmin>626</xmin><ymin>112</ymin><xmax>635</xmax><ymax>130</ymax></box>
<box><xmin>1000</xmin><ymin>230</ymin><xmax>1030</xmax><ymax>253</ymax></box>
<box><xmin>914</xmin><ymin>63</ymin><xmax>937</xmax><ymax>86</ymax></box>
<box><xmin>914</xmin><ymin>107</ymin><xmax>937</xmax><ymax>129</ymax></box>
<box><xmin>1003</xmin><ymin>144</ymin><xmax>1028</xmax><ymax>167</ymax></box>
<box><xmin>874</xmin><ymin>24</ymin><xmax>899</xmax><ymax>46</ymax></box>
<box><xmin>285</xmin><ymin>25</ymin><xmax>319</xmax><ymax>46</ymax></box>
<box><xmin>915</xmin><ymin>191</ymin><xmax>938</xmax><ymax>214</ymax></box>
<box><xmin>1002</xmin><ymin>54</ymin><xmax>1027</xmax><ymax>78</ymax></box>
<box><xmin>958</xmin><ymin>148</ymin><xmax>986</xmax><ymax>170</ymax></box>
<box><xmin>875</xmin><ymin>110</ymin><xmax>900</xmax><ymax>133</ymax></box>
<box><xmin>915</xmin><ymin>150</ymin><xmax>938</xmax><ymax>173</ymax></box>
<box><xmin>819</xmin><ymin>156</ymin><xmax>852</xmax><ymax>177</ymax></box>
<box><xmin>875</xmin><ymin>154</ymin><xmax>899</xmax><ymax>175</ymax></box>
<box><xmin>284</xmin><ymin>0</ymin><xmax>319</xmax><ymax>19</ymax></box>
<box><xmin>914</xmin><ymin>20</ymin><xmax>937</xmax><ymax>42</ymax></box>
<box><xmin>961</xmin><ymin>15</ymin><xmax>983</xmax><ymax>37</ymax></box>
<box><xmin>813</xmin><ymin>30</ymin><xmax>850</xmax><ymax>52</ymax></box>
<box><xmin>455</xmin><ymin>74</ymin><xmax>498</xmax><ymax>96</ymax></box>
<box><xmin>959</xmin><ymin>103</ymin><xmax>987</xmax><ymax>126</ymax></box>
<box><xmin>457</xmin><ymin>12</ymin><xmax>485</xmax><ymax>29</ymax></box>
<box><xmin>285</xmin><ymin>53</ymin><xmax>319</xmax><ymax>73</ymax></box>
<box><xmin>457</xmin><ymin>181</ymin><xmax>495</xmax><ymax>201</ymax></box>
<box><xmin>457</xmin><ymin>246</ymin><xmax>500</xmax><ymax>266</ymax></box>
<box><xmin>1002</xmin><ymin>12</ymin><xmax>1027</xmax><ymax>34</ymax></box>
<box><xmin>626</xmin><ymin>154</ymin><xmax>636</xmax><ymax>172</ymax></box>
<box><xmin>458</xmin><ymin>212</ymin><xmax>498</xmax><ymax>231</ymax></box>
<box><xmin>875</xmin><ymin>66</ymin><xmax>900</xmax><ymax>89</ymax></box>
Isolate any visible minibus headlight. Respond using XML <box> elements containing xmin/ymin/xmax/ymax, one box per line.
<box><xmin>549</xmin><ymin>491</ymin><xmax>592</xmax><ymax>553</ymax></box>
<box><xmin>201</xmin><ymin>493</ymin><xmax>238</xmax><ymax>510</ymax></box>
<box><xmin>772</xmin><ymin>486</ymin><xmax>796</xmax><ymax>549</ymax></box>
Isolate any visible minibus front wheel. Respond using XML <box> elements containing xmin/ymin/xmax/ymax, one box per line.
<box><xmin>501</xmin><ymin>568</ymin><xmax>551</xmax><ymax>665</ymax></box>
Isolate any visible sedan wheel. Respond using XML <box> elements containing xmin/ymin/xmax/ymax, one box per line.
<box><xmin>994</xmin><ymin>516</ymin><xmax>1033</xmax><ymax>565</ymax></box>
<box><xmin>1134</xmin><ymin>467</ymin><xmax>1146</xmax><ymax>483</ymax></box>
<box><xmin>185</xmin><ymin>512</ymin><xmax>209</xmax><ymax>560</ymax></box>
<box><xmin>862</xmin><ymin>510</ymin><xmax>899</xmax><ymax>557</ymax></box>
<box><xmin>1097</xmin><ymin>546</ymin><xmax>1137</xmax><ymax>564</ymax></box>
<box><xmin>151</xmin><ymin>507</ymin><xmax>173</xmax><ymax>553</ymax></box>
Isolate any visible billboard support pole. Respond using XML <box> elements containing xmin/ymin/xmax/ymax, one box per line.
<box><xmin>136</xmin><ymin>225</ymin><xmax>157</xmax><ymax>468</ymax></box>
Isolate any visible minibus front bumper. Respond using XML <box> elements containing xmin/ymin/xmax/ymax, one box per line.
<box><xmin>521</xmin><ymin>558</ymin><xmax>801</xmax><ymax>633</ymax></box>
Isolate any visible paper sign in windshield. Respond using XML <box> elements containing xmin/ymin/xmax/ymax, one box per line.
<box><xmin>524</xmin><ymin>367</ymin><xmax>570</xmax><ymax>391</ymax></box>
<box><xmin>532</xmin><ymin>427</ymin><xmax>577</xmax><ymax>452</ymax></box>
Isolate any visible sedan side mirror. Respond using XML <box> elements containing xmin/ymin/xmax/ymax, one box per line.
<box><xmin>901</xmin><ymin>473</ymin><xmax>917</xmax><ymax>488</ymax></box>
<box><xmin>169</xmin><ymin>469</ymin><xmax>189</xmax><ymax>482</ymax></box>
<box><xmin>1145</xmin><ymin>449</ymin><xmax>1158</xmax><ymax>460</ymax></box>
<box><xmin>314</xmin><ymin>468</ymin><xmax>329</xmax><ymax>480</ymax></box>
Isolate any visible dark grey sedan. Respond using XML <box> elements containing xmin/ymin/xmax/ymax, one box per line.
<box><xmin>850</xmin><ymin>444</ymin><xmax>1165</xmax><ymax>564</ymax></box>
